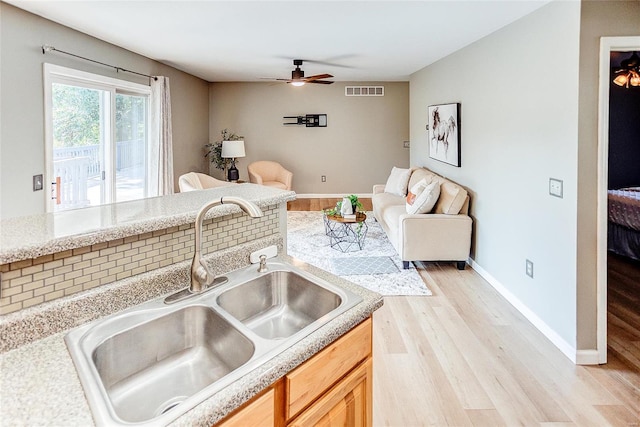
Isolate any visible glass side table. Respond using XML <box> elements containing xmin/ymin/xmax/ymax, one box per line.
<box><xmin>322</xmin><ymin>211</ymin><xmax>368</xmax><ymax>252</ymax></box>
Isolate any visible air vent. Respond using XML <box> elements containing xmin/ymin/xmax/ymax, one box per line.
<box><xmin>345</xmin><ymin>86</ymin><xmax>384</xmax><ymax>96</ymax></box>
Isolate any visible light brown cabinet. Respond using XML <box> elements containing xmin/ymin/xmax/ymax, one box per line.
<box><xmin>214</xmin><ymin>317</ymin><xmax>373</xmax><ymax>427</ymax></box>
<box><xmin>288</xmin><ymin>359</ymin><xmax>372</xmax><ymax>427</ymax></box>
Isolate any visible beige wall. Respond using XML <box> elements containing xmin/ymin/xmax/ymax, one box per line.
<box><xmin>410</xmin><ymin>1</ymin><xmax>582</xmax><ymax>350</ymax></box>
<box><xmin>208</xmin><ymin>82</ymin><xmax>409</xmax><ymax>194</ymax></box>
<box><xmin>576</xmin><ymin>0</ymin><xmax>640</xmax><ymax>350</ymax></box>
<box><xmin>0</xmin><ymin>3</ymin><xmax>210</xmax><ymax>219</ymax></box>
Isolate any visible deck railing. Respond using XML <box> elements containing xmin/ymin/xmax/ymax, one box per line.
<box><xmin>52</xmin><ymin>139</ymin><xmax>144</xmax><ymax>210</ymax></box>
<box><xmin>53</xmin><ymin>157</ymin><xmax>91</xmax><ymax>210</ymax></box>
<box><xmin>53</xmin><ymin>139</ymin><xmax>144</xmax><ymax>178</ymax></box>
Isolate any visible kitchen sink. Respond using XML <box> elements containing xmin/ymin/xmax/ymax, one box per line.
<box><xmin>65</xmin><ymin>259</ymin><xmax>362</xmax><ymax>427</ymax></box>
<box><xmin>92</xmin><ymin>305</ymin><xmax>254</xmax><ymax>423</ymax></box>
<box><xmin>217</xmin><ymin>271</ymin><xmax>342</xmax><ymax>339</ymax></box>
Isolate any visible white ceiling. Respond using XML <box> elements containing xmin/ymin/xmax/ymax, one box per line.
<box><xmin>7</xmin><ymin>0</ymin><xmax>551</xmax><ymax>83</ymax></box>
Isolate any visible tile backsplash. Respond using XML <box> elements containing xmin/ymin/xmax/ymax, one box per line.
<box><xmin>0</xmin><ymin>206</ymin><xmax>279</xmax><ymax>315</ymax></box>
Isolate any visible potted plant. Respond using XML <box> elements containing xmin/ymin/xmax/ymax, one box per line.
<box><xmin>323</xmin><ymin>195</ymin><xmax>363</xmax><ymax>217</ymax></box>
<box><xmin>204</xmin><ymin>129</ymin><xmax>241</xmax><ymax>174</ymax></box>
<box><xmin>347</xmin><ymin>194</ymin><xmax>363</xmax><ymax>213</ymax></box>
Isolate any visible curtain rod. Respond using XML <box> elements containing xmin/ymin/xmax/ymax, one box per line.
<box><xmin>42</xmin><ymin>45</ymin><xmax>158</xmax><ymax>83</ymax></box>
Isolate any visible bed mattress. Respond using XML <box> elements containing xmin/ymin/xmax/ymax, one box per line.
<box><xmin>608</xmin><ymin>187</ymin><xmax>640</xmax><ymax>232</ymax></box>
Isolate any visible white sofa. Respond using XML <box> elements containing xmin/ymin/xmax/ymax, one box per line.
<box><xmin>372</xmin><ymin>167</ymin><xmax>472</xmax><ymax>269</ymax></box>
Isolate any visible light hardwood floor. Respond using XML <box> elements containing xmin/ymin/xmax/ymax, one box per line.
<box><xmin>373</xmin><ymin>262</ymin><xmax>640</xmax><ymax>426</ymax></box>
<box><xmin>608</xmin><ymin>254</ymin><xmax>640</xmax><ymax>374</ymax></box>
<box><xmin>287</xmin><ymin>197</ymin><xmax>373</xmax><ymax>212</ymax></box>
<box><xmin>287</xmin><ymin>201</ymin><xmax>640</xmax><ymax>426</ymax></box>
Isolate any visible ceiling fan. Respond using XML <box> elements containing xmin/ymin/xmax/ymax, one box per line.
<box><xmin>269</xmin><ymin>59</ymin><xmax>334</xmax><ymax>86</ymax></box>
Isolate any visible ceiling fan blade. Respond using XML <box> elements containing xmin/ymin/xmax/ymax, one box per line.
<box><xmin>307</xmin><ymin>80</ymin><xmax>334</xmax><ymax>85</ymax></box>
<box><xmin>259</xmin><ymin>77</ymin><xmax>291</xmax><ymax>82</ymax></box>
<box><xmin>305</xmin><ymin>73</ymin><xmax>333</xmax><ymax>81</ymax></box>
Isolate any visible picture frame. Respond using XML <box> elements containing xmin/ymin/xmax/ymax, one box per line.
<box><xmin>428</xmin><ymin>103</ymin><xmax>461</xmax><ymax>167</ymax></box>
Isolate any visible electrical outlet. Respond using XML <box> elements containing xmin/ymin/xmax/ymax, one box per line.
<box><xmin>321</xmin><ymin>175</ymin><xmax>326</xmax><ymax>182</ymax></box>
<box><xmin>526</xmin><ymin>259</ymin><xmax>534</xmax><ymax>278</ymax></box>
<box><xmin>33</xmin><ymin>174</ymin><xmax>43</xmax><ymax>191</ymax></box>
<box><xmin>403</xmin><ymin>141</ymin><xmax>410</xmax><ymax>148</ymax></box>
<box><xmin>549</xmin><ymin>178</ymin><xmax>563</xmax><ymax>198</ymax></box>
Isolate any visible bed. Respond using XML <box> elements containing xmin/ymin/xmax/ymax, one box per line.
<box><xmin>608</xmin><ymin>187</ymin><xmax>640</xmax><ymax>261</ymax></box>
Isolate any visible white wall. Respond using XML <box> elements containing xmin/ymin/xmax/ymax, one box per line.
<box><xmin>0</xmin><ymin>3</ymin><xmax>210</xmax><ymax>219</ymax></box>
<box><xmin>410</xmin><ymin>1</ymin><xmax>581</xmax><ymax>350</ymax></box>
<box><xmin>209</xmin><ymin>82</ymin><xmax>410</xmax><ymax>194</ymax></box>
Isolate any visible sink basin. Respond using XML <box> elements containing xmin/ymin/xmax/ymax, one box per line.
<box><xmin>65</xmin><ymin>260</ymin><xmax>363</xmax><ymax>427</ymax></box>
<box><xmin>93</xmin><ymin>305</ymin><xmax>254</xmax><ymax>423</ymax></box>
<box><xmin>217</xmin><ymin>271</ymin><xmax>342</xmax><ymax>339</ymax></box>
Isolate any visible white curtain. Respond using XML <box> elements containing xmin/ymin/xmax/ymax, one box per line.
<box><xmin>149</xmin><ymin>76</ymin><xmax>174</xmax><ymax>196</ymax></box>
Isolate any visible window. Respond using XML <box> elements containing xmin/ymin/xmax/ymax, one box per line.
<box><xmin>44</xmin><ymin>64</ymin><xmax>153</xmax><ymax>212</ymax></box>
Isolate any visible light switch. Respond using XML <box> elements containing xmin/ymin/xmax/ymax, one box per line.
<box><xmin>549</xmin><ymin>178</ymin><xmax>563</xmax><ymax>198</ymax></box>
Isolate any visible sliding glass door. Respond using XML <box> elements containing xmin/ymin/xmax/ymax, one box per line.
<box><xmin>115</xmin><ymin>92</ymin><xmax>147</xmax><ymax>203</ymax></box>
<box><xmin>45</xmin><ymin>65</ymin><xmax>150</xmax><ymax>212</ymax></box>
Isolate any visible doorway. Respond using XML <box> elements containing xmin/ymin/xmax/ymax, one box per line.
<box><xmin>596</xmin><ymin>36</ymin><xmax>640</xmax><ymax>363</ymax></box>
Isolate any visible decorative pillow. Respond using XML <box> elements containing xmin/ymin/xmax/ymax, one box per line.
<box><xmin>384</xmin><ymin>167</ymin><xmax>412</xmax><ymax>197</ymax></box>
<box><xmin>406</xmin><ymin>180</ymin><xmax>440</xmax><ymax>215</ymax></box>
<box><xmin>406</xmin><ymin>178</ymin><xmax>427</xmax><ymax>205</ymax></box>
<box><xmin>434</xmin><ymin>182</ymin><xmax>468</xmax><ymax>215</ymax></box>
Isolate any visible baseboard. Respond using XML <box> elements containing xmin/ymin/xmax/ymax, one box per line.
<box><xmin>295</xmin><ymin>193</ymin><xmax>373</xmax><ymax>199</ymax></box>
<box><xmin>468</xmin><ymin>258</ymin><xmax>587</xmax><ymax>365</ymax></box>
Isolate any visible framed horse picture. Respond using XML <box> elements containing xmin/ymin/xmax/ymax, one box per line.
<box><xmin>428</xmin><ymin>103</ymin><xmax>461</xmax><ymax>167</ymax></box>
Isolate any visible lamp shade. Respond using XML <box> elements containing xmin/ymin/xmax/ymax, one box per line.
<box><xmin>221</xmin><ymin>140</ymin><xmax>245</xmax><ymax>158</ymax></box>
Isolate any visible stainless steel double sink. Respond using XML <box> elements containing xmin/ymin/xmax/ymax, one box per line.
<box><xmin>65</xmin><ymin>260</ymin><xmax>362</xmax><ymax>426</ymax></box>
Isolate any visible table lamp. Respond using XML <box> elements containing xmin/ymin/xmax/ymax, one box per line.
<box><xmin>221</xmin><ymin>140</ymin><xmax>245</xmax><ymax>181</ymax></box>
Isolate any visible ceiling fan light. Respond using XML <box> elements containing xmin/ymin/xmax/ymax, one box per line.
<box><xmin>613</xmin><ymin>73</ymin><xmax>629</xmax><ymax>87</ymax></box>
<box><xmin>291</xmin><ymin>81</ymin><xmax>305</xmax><ymax>87</ymax></box>
<box><xmin>630</xmin><ymin>70</ymin><xmax>640</xmax><ymax>87</ymax></box>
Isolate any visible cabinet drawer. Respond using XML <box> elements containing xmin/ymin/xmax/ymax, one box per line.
<box><xmin>286</xmin><ymin>318</ymin><xmax>372</xmax><ymax>419</ymax></box>
<box><xmin>216</xmin><ymin>387</ymin><xmax>274</xmax><ymax>427</ymax></box>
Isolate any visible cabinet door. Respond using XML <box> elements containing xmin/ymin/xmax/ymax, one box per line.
<box><xmin>288</xmin><ymin>358</ymin><xmax>372</xmax><ymax>427</ymax></box>
<box><xmin>286</xmin><ymin>318</ymin><xmax>372</xmax><ymax>418</ymax></box>
<box><xmin>216</xmin><ymin>387</ymin><xmax>274</xmax><ymax>427</ymax></box>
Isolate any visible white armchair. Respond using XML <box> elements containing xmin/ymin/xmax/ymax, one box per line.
<box><xmin>178</xmin><ymin>172</ymin><xmax>233</xmax><ymax>192</ymax></box>
<box><xmin>247</xmin><ymin>161</ymin><xmax>293</xmax><ymax>191</ymax></box>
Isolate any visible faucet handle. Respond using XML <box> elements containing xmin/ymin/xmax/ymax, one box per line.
<box><xmin>257</xmin><ymin>254</ymin><xmax>268</xmax><ymax>273</ymax></box>
<box><xmin>192</xmin><ymin>260</ymin><xmax>213</xmax><ymax>287</ymax></box>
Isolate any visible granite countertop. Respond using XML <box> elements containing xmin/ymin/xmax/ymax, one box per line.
<box><xmin>0</xmin><ymin>244</ymin><xmax>383</xmax><ymax>426</ymax></box>
<box><xmin>0</xmin><ymin>183</ymin><xmax>295</xmax><ymax>264</ymax></box>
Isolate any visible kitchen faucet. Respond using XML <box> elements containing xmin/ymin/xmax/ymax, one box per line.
<box><xmin>165</xmin><ymin>196</ymin><xmax>263</xmax><ymax>304</ymax></box>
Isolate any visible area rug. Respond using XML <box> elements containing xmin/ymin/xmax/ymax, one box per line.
<box><xmin>330</xmin><ymin>256</ymin><xmax>399</xmax><ymax>276</ymax></box>
<box><xmin>287</xmin><ymin>211</ymin><xmax>431</xmax><ymax>296</ymax></box>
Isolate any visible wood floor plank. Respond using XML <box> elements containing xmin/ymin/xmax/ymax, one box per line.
<box><xmin>609</xmin><ymin>254</ymin><xmax>640</xmax><ymax>376</ymax></box>
<box><xmin>465</xmin><ymin>409</ymin><xmax>507</xmax><ymax>427</ymax></box>
<box><xmin>288</xmin><ymin>197</ymin><xmax>373</xmax><ymax>212</ymax></box>
<box><xmin>594</xmin><ymin>404</ymin><xmax>640</xmax><ymax>427</ymax></box>
<box><xmin>423</xmin><ymin>304</ymin><xmax>497</xmax><ymax>411</ymax></box>
<box><xmin>372</xmin><ymin>298</ymin><xmax>408</xmax><ymax>355</ymax></box>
